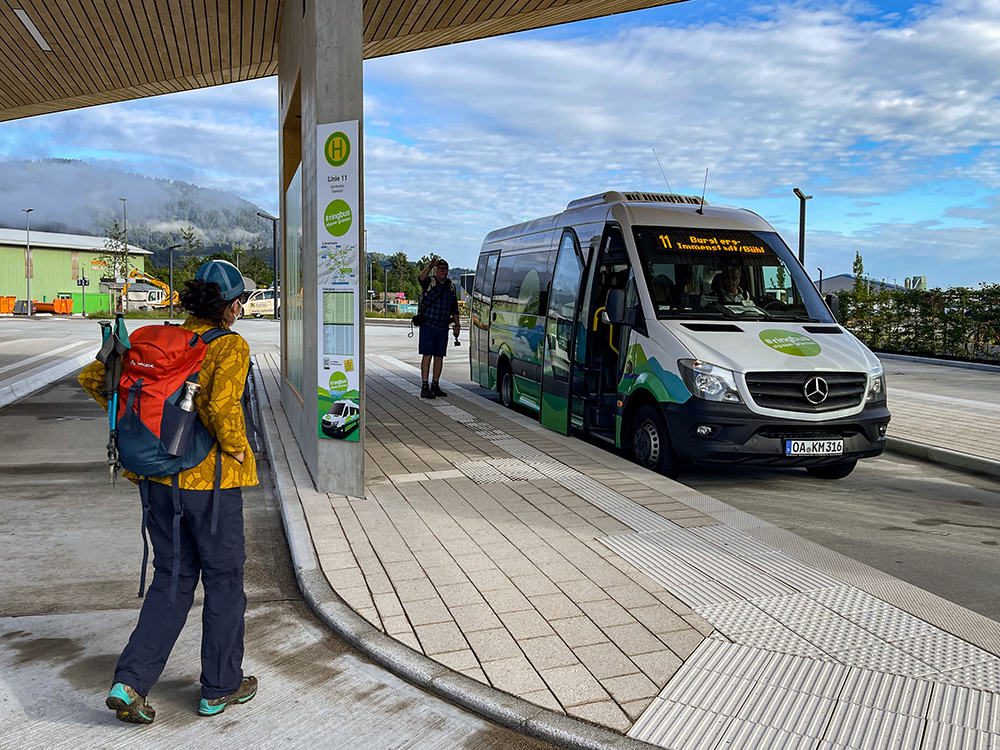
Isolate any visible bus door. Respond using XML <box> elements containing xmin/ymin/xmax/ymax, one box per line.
<box><xmin>539</xmin><ymin>231</ymin><xmax>586</xmax><ymax>434</ymax></box>
<box><xmin>580</xmin><ymin>225</ymin><xmax>630</xmax><ymax>438</ymax></box>
<box><xmin>471</xmin><ymin>251</ymin><xmax>499</xmax><ymax>386</ymax></box>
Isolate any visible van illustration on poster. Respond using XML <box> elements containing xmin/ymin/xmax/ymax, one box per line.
<box><xmin>317</xmin><ymin>121</ymin><xmax>360</xmax><ymax>441</ymax></box>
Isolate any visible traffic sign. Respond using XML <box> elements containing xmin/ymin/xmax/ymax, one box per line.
<box><xmin>77</xmin><ymin>277</ymin><xmax>90</xmax><ymax>287</ymax></box>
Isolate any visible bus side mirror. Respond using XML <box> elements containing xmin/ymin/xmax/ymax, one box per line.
<box><xmin>825</xmin><ymin>293</ymin><xmax>840</xmax><ymax>323</ymax></box>
<box><xmin>605</xmin><ymin>289</ymin><xmax>627</xmax><ymax>325</ymax></box>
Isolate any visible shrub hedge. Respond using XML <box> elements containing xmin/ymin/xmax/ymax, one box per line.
<box><xmin>836</xmin><ymin>283</ymin><xmax>1000</xmax><ymax>362</ymax></box>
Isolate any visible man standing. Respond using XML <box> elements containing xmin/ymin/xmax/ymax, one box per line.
<box><xmin>417</xmin><ymin>258</ymin><xmax>460</xmax><ymax>399</ymax></box>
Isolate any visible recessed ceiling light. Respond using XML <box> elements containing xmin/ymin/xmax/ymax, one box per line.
<box><xmin>14</xmin><ymin>9</ymin><xmax>52</xmax><ymax>51</ymax></box>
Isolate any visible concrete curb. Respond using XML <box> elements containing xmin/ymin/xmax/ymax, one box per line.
<box><xmin>0</xmin><ymin>349</ymin><xmax>95</xmax><ymax>408</ymax></box>
<box><xmin>878</xmin><ymin>351</ymin><xmax>1000</xmax><ymax>374</ymax></box>
<box><xmin>252</xmin><ymin>360</ymin><xmax>658</xmax><ymax>750</ymax></box>
<box><xmin>886</xmin><ymin>436</ymin><xmax>1000</xmax><ymax>480</ymax></box>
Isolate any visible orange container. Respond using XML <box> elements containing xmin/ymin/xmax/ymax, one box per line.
<box><xmin>0</xmin><ymin>296</ymin><xmax>14</xmax><ymax>313</ymax></box>
<box><xmin>62</xmin><ymin>299</ymin><xmax>73</xmax><ymax>314</ymax></box>
<box><xmin>53</xmin><ymin>299</ymin><xmax>65</xmax><ymax>314</ymax></box>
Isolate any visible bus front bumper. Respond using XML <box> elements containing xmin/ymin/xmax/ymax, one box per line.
<box><xmin>661</xmin><ymin>400</ymin><xmax>891</xmax><ymax>466</ymax></box>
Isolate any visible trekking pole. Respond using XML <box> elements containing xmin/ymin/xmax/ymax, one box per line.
<box><xmin>98</xmin><ymin>316</ymin><xmax>130</xmax><ymax>486</ymax></box>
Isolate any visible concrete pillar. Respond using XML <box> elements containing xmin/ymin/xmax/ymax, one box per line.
<box><xmin>278</xmin><ymin>0</ymin><xmax>365</xmax><ymax>497</ymax></box>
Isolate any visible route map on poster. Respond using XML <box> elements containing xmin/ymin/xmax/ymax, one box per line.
<box><xmin>316</xmin><ymin>121</ymin><xmax>360</xmax><ymax>442</ymax></box>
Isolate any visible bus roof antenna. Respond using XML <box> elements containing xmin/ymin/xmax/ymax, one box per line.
<box><xmin>652</xmin><ymin>149</ymin><xmax>672</xmax><ymax>193</ymax></box>
<box><xmin>696</xmin><ymin>168</ymin><xmax>709</xmax><ymax>215</ymax></box>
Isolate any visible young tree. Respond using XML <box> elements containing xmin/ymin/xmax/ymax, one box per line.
<box><xmin>852</xmin><ymin>251</ymin><xmax>867</xmax><ymax>298</ymax></box>
<box><xmin>97</xmin><ymin>219</ymin><xmax>131</xmax><ymax>279</ymax></box>
<box><xmin>390</xmin><ymin>251</ymin><xmax>418</xmax><ymax>300</ymax></box>
<box><xmin>238</xmin><ymin>237</ymin><xmax>274</xmax><ymax>288</ymax></box>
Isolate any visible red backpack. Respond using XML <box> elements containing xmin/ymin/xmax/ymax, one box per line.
<box><xmin>116</xmin><ymin>324</ymin><xmax>235</xmax><ymax>478</ymax></box>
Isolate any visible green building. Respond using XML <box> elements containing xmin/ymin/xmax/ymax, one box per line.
<box><xmin>0</xmin><ymin>227</ymin><xmax>149</xmax><ymax>312</ymax></box>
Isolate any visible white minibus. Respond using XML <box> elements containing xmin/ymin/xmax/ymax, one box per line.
<box><xmin>470</xmin><ymin>191</ymin><xmax>890</xmax><ymax>479</ymax></box>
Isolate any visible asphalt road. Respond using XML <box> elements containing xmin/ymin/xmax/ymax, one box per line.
<box><xmin>0</xmin><ymin>371</ymin><xmax>553</xmax><ymax>749</ymax></box>
<box><xmin>680</xmin><ymin>453</ymin><xmax>1000</xmax><ymax>623</ymax></box>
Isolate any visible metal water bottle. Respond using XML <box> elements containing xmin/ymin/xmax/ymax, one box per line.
<box><xmin>165</xmin><ymin>381</ymin><xmax>201</xmax><ymax>456</ymax></box>
<box><xmin>178</xmin><ymin>381</ymin><xmax>200</xmax><ymax>412</ymax></box>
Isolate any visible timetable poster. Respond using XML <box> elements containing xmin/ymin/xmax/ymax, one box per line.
<box><xmin>316</xmin><ymin>120</ymin><xmax>361</xmax><ymax>442</ymax></box>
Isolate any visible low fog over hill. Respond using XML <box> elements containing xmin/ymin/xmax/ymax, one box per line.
<box><xmin>0</xmin><ymin>159</ymin><xmax>275</xmax><ymax>268</ymax></box>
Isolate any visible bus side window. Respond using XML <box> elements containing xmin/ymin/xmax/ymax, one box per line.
<box><xmin>493</xmin><ymin>255</ymin><xmax>517</xmax><ymax>311</ymax></box>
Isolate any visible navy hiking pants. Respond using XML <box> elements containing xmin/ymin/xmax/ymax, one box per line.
<box><xmin>113</xmin><ymin>481</ymin><xmax>247</xmax><ymax>700</ymax></box>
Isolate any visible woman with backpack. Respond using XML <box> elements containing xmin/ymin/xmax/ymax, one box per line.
<box><xmin>78</xmin><ymin>259</ymin><xmax>258</xmax><ymax>724</ymax></box>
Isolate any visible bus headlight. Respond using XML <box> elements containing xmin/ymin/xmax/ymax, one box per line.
<box><xmin>866</xmin><ymin>364</ymin><xmax>887</xmax><ymax>403</ymax></box>
<box><xmin>679</xmin><ymin>359</ymin><xmax>742</xmax><ymax>403</ymax></box>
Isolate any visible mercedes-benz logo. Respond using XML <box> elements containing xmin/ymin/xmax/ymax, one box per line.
<box><xmin>804</xmin><ymin>376</ymin><xmax>829</xmax><ymax>404</ymax></box>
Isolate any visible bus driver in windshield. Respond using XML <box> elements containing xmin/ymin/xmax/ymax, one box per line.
<box><xmin>712</xmin><ymin>264</ymin><xmax>750</xmax><ymax>304</ymax></box>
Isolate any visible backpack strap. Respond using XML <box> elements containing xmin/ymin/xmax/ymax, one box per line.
<box><xmin>169</xmin><ymin>474</ymin><xmax>182</xmax><ymax>603</ymax></box>
<box><xmin>211</xmin><ymin>446</ymin><xmax>223</xmax><ymax>535</ymax></box>
<box><xmin>200</xmin><ymin>327</ymin><xmax>238</xmax><ymax>345</ymax></box>
<box><xmin>137</xmin><ymin>478</ymin><xmax>152</xmax><ymax>598</ymax></box>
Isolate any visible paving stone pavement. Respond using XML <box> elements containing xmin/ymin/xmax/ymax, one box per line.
<box><xmin>256</xmin><ymin>351</ymin><xmax>1000</xmax><ymax>749</ymax></box>
<box><xmin>887</xmin><ymin>388</ymin><xmax>1000</xmax><ymax>463</ymax></box>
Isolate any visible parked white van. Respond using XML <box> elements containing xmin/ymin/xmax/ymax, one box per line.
<box><xmin>470</xmin><ymin>191</ymin><xmax>890</xmax><ymax>479</ymax></box>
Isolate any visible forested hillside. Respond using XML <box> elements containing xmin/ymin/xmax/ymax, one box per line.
<box><xmin>0</xmin><ymin>158</ymin><xmax>275</xmax><ymax>270</ymax></box>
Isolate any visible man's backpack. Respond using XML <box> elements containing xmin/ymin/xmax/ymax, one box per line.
<box><xmin>116</xmin><ymin>325</ymin><xmax>234</xmax><ymax>478</ymax></box>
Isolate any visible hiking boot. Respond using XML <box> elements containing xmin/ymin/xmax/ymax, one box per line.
<box><xmin>420</xmin><ymin>384</ymin><xmax>435</xmax><ymax>399</ymax></box>
<box><xmin>431</xmin><ymin>383</ymin><xmax>448</xmax><ymax>398</ymax></box>
<box><xmin>198</xmin><ymin>676</ymin><xmax>258</xmax><ymax>717</ymax></box>
<box><xmin>106</xmin><ymin>682</ymin><xmax>156</xmax><ymax>725</ymax></box>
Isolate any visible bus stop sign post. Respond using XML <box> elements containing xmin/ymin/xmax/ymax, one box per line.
<box><xmin>77</xmin><ymin>276</ymin><xmax>90</xmax><ymax>316</ymax></box>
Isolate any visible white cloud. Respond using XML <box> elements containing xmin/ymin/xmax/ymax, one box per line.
<box><xmin>0</xmin><ymin>79</ymin><xmax>280</xmax><ymax>212</ymax></box>
<box><xmin>1</xmin><ymin>0</ymin><xmax>999</xmax><ymax>285</ymax></box>
<box><xmin>359</xmin><ymin>0</ymin><xmax>1000</xmax><ymax>279</ymax></box>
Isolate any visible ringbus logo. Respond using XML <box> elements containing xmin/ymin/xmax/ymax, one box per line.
<box><xmin>324</xmin><ymin>131</ymin><xmax>350</xmax><ymax>167</ymax></box>
<box><xmin>759</xmin><ymin>329</ymin><xmax>821</xmax><ymax>357</ymax></box>
<box><xmin>324</xmin><ymin>200</ymin><xmax>352</xmax><ymax>237</ymax></box>
<box><xmin>329</xmin><ymin>371</ymin><xmax>348</xmax><ymax>394</ymax></box>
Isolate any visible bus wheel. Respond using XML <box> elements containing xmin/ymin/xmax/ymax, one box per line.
<box><xmin>632</xmin><ymin>406</ymin><xmax>678</xmax><ymax>478</ymax></box>
<box><xmin>806</xmin><ymin>459</ymin><xmax>858</xmax><ymax>479</ymax></box>
<box><xmin>498</xmin><ymin>364</ymin><xmax>515</xmax><ymax>409</ymax></box>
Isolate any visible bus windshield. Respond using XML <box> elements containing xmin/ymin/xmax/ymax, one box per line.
<box><xmin>632</xmin><ymin>226</ymin><xmax>833</xmax><ymax>322</ymax></box>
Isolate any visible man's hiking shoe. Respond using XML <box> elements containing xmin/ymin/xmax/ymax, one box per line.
<box><xmin>198</xmin><ymin>676</ymin><xmax>258</xmax><ymax>717</ymax></box>
<box><xmin>431</xmin><ymin>383</ymin><xmax>448</xmax><ymax>398</ymax></box>
<box><xmin>420</xmin><ymin>384</ymin><xmax>435</xmax><ymax>399</ymax></box>
<box><xmin>106</xmin><ymin>683</ymin><xmax>155</xmax><ymax>725</ymax></box>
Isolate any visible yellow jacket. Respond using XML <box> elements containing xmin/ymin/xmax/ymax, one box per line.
<box><xmin>79</xmin><ymin>317</ymin><xmax>259</xmax><ymax>490</ymax></box>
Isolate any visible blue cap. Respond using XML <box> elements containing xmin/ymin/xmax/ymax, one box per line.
<box><xmin>195</xmin><ymin>260</ymin><xmax>245</xmax><ymax>301</ymax></box>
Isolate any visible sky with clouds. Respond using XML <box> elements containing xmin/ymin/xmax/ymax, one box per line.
<box><xmin>1</xmin><ymin>0</ymin><xmax>999</xmax><ymax>288</ymax></box>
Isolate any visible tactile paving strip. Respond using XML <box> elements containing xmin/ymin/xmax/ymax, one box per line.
<box><xmin>631</xmin><ymin>639</ymin><xmax>1000</xmax><ymax>750</ymax></box>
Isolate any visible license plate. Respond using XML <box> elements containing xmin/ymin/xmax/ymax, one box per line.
<box><xmin>785</xmin><ymin>439</ymin><xmax>844</xmax><ymax>456</ymax></box>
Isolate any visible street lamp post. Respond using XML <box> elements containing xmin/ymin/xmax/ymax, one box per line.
<box><xmin>380</xmin><ymin>260</ymin><xmax>392</xmax><ymax>317</ymax></box>
<box><xmin>793</xmin><ymin>188</ymin><xmax>812</xmax><ymax>266</ymax></box>
<box><xmin>167</xmin><ymin>244</ymin><xmax>182</xmax><ymax>318</ymax></box>
<box><xmin>119</xmin><ymin>197</ymin><xmax>128</xmax><ymax>279</ymax></box>
<box><xmin>256</xmin><ymin>210</ymin><xmax>280</xmax><ymax>320</ymax></box>
<box><xmin>22</xmin><ymin>208</ymin><xmax>33</xmax><ymax>316</ymax></box>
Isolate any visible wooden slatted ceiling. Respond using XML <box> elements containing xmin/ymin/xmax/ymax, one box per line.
<box><xmin>0</xmin><ymin>0</ymin><xmax>682</xmax><ymax>122</ymax></box>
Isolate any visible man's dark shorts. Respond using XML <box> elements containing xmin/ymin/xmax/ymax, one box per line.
<box><xmin>419</xmin><ymin>325</ymin><xmax>449</xmax><ymax>357</ymax></box>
